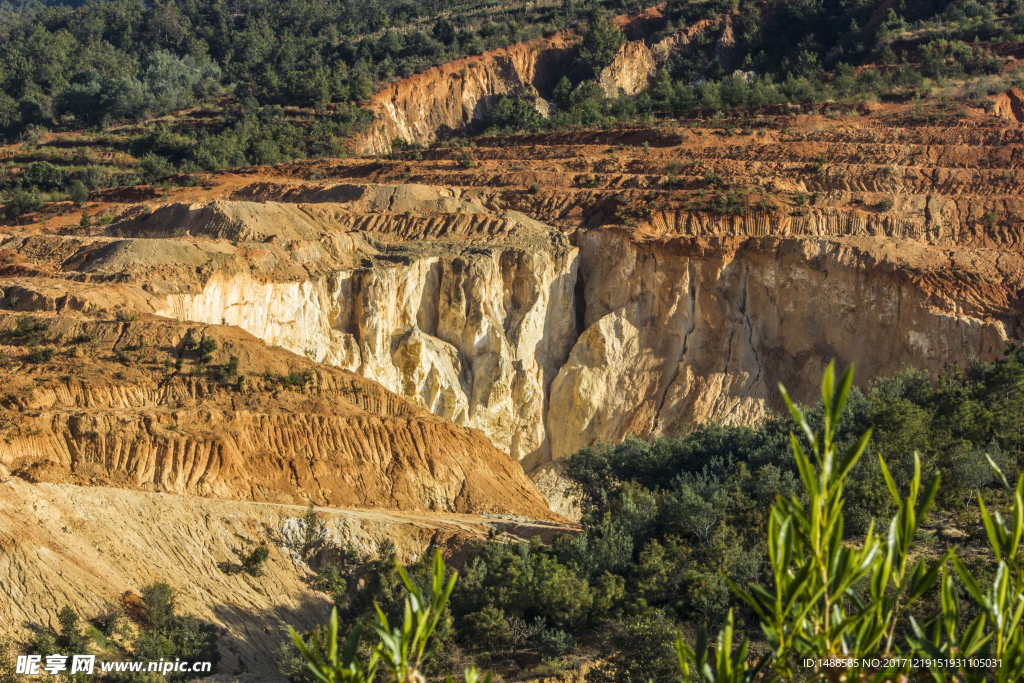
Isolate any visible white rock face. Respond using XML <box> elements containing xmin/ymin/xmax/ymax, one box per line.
<box><xmin>154</xmin><ymin>215</ymin><xmax>1011</xmax><ymax>520</ymax></box>
<box><xmin>546</xmin><ymin>231</ymin><xmax>1009</xmax><ymax>467</ymax></box>
<box><xmin>155</xmin><ymin>244</ymin><xmax>579</xmax><ymax>469</ymax></box>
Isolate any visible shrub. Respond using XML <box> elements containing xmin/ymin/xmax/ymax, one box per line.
<box><xmin>282</xmin><ymin>369</ymin><xmax>315</xmax><ymax>388</ymax></box>
<box><xmin>240</xmin><ymin>546</ymin><xmax>270</xmax><ymax>577</ymax></box>
<box><xmin>216</xmin><ymin>354</ymin><xmax>239</xmax><ymax>381</ymax></box>
<box><xmin>69</xmin><ymin>181</ymin><xmax>89</xmax><ymax>205</ymax></box>
<box><xmin>596</xmin><ymin>611</ymin><xmax>680</xmax><ymax>683</ymax></box>
<box><xmin>675</xmin><ymin>363</ymin><xmax>1024</xmax><ymax>682</ymax></box>
<box><xmin>23</xmin><ymin>162</ymin><xmax>69</xmax><ymax>191</ymax></box>
<box><xmin>135</xmin><ymin>582</ymin><xmax>220</xmax><ymax>678</ymax></box>
<box><xmin>57</xmin><ymin>606</ymin><xmax>88</xmax><ymax>653</ymax></box>
<box><xmin>5</xmin><ymin>187</ymin><xmax>42</xmax><ymax>218</ymax></box>
<box><xmin>537</xmin><ymin>626</ymin><xmax>574</xmax><ymax>655</ymax></box>
<box><xmin>301</xmin><ymin>503</ymin><xmax>324</xmax><ymax>559</ymax></box>
<box><xmin>198</xmin><ymin>337</ymin><xmax>217</xmax><ymax>363</ymax></box>
<box><xmin>528</xmin><ymin>182</ymin><xmax>541</xmax><ymax>194</ymax></box>
<box><xmin>879</xmin><ymin>196</ymin><xmax>895</xmax><ymax>211</ymax></box>
<box><xmin>140</xmin><ymin>582</ymin><xmax>176</xmax><ymax>630</ymax></box>
<box><xmin>12</xmin><ymin>314</ymin><xmax>46</xmax><ymax>339</ymax></box>
<box><xmin>139</xmin><ymin>153</ymin><xmax>175</xmax><ymax>183</ymax></box>
<box><xmin>462</xmin><ymin>606</ymin><xmax>510</xmax><ymax>650</ymax></box>
<box><xmin>27</xmin><ymin>345</ymin><xmax>55</xmax><ymax>363</ymax></box>
<box><xmin>91</xmin><ymin>603</ymin><xmax>123</xmax><ymax>637</ymax></box>
<box><xmin>312</xmin><ymin>566</ymin><xmax>348</xmax><ymax>604</ymax></box>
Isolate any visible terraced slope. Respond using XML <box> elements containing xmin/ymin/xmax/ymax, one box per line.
<box><xmin>3</xmin><ymin>101</ymin><xmax>1021</xmax><ymax>513</ymax></box>
<box><xmin>0</xmin><ymin>313</ymin><xmax>558</xmax><ymax>519</ymax></box>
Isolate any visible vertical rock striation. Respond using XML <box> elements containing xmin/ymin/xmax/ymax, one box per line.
<box><xmin>155</xmin><ymin>236</ymin><xmax>580</xmax><ymax>469</ymax></box>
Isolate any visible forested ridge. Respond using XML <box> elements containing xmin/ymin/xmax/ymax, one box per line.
<box><xmin>1</xmin><ymin>0</ymin><xmax>1023</xmax><ymax>214</ymax></box>
<box><xmin>0</xmin><ymin>0</ymin><xmax>661</xmax><ymax>136</ymax></box>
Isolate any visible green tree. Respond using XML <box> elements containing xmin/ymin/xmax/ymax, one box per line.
<box><xmin>241</xmin><ymin>545</ymin><xmax>270</xmax><ymax>577</ymax></box>
<box><xmin>140</xmin><ymin>153</ymin><xmax>175</xmax><ymax>183</ymax></box>
<box><xmin>677</xmin><ymin>363</ymin><xmax>1024</xmax><ymax>682</ymax></box>
<box><xmin>69</xmin><ymin>180</ymin><xmax>89</xmax><ymax>205</ymax></box>
<box><xmin>575</xmin><ymin>15</ymin><xmax>625</xmax><ymax>80</ymax></box>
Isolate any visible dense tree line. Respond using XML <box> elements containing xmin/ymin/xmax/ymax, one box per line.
<box><xmin>0</xmin><ymin>0</ymin><xmax>662</xmax><ymax>139</ymax></box>
<box><xmin>483</xmin><ymin>0</ymin><xmax>1024</xmax><ymax>135</ymax></box>
<box><xmin>2</xmin><ymin>0</ymin><xmax>1022</xmax><ymax>208</ymax></box>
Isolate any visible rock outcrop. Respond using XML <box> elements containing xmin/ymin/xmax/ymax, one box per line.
<box><xmin>547</xmin><ymin>231</ymin><xmax>1011</xmax><ymax>461</ymax></box>
<box><xmin>358</xmin><ymin>37</ymin><xmax>574</xmax><ymax>155</ymax></box>
<box><xmin>356</xmin><ymin>11</ymin><xmax>723</xmax><ymax>152</ymax></box>
<box><xmin>5</xmin><ymin>95</ymin><xmax>1024</xmax><ymax>519</ymax></box>
<box><xmin>2</xmin><ymin>176</ymin><xmax>1018</xmax><ymax>518</ymax></box>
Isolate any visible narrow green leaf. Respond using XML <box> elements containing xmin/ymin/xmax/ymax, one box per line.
<box><xmin>906</xmin><ymin>552</ymin><xmax>950</xmax><ymax>603</ymax></box>
<box><xmin>343</xmin><ymin>624</ymin><xmax>363</xmax><ymax>667</ymax></box>
<box><xmin>327</xmin><ymin>606</ymin><xmax>339</xmax><ymax>666</ymax></box>
<box><xmin>952</xmin><ymin>556</ymin><xmax>987</xmax><ymax>606</ymax></box>
<box><xmin>1013</xmin><ymin>476</ymin><xmax>1024</xmax><ymax>557</ymax></box>
<box><xmin>724</xmin><ymin>576</ymin><xmax>767</xmax><ymax>620</ymax></box>
<box><xmin>960</xmin><ymin>614</ymin><xmax>991</xmax><ymax>655</ymax></box>
<box><xmin>979</xmin><ymin>495</ymin><xmax>1003</xmax><ymax>562</ymax></box>
<box><xmin>831</xmin><ymin>363</ymin><xmax>854</xmax><ymax>428</ymax></box>
<box><xmin>879</xmin><ymin>455</ymin><xmax>900</xmax><ymax>504</ymax></box>
<box><xmin>909</xmin><ymin>451</ymin><xmax>922</xmax><ymax>511</ymax></box>
<box><xmin>780</xmin><ymin>382</ymin><xmax>817</xmax><ymax>452</ymax></box>
<box><xmin>987</xmin><ymin>453</ymin><xmax>1012</xmax><ymax>491</ymax></box>
<box><xmin>694</xmin><ymin>625</ymin><xmax>708</xmax><ymax>670</ymax></box>
<box><xmin>821</xmin><ymin>360</ymin><xmax>835</xmax><ymax>423</ymax></box>
<box><xmin>792</xmin><ymin>434</ymin><xmax>818</xmax><ymax>497</ymax></box>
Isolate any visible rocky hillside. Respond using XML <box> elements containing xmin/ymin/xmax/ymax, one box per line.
<box><xmin>3</xmin><ymin>100</ymin><xmax>1022</xmax><ymax>515</ymax></box>
<box><xmin>0</xmin><ymin>311</ymin><xmax>556</xmax><ymax>518</ymax></box>
<box><xmin>356</xmin><ymin>8</ymin><xmax>723</xmax><ymax>154</ymax></box>
<box><xmin>4</xmin><ymin>3</ymin><xmax>1024</xmax><ymax>677</ymax></box>
<box><xmin>0</xmin><ymin>477</ymin><xmax>571</xmax><ymax>673</ymax></box>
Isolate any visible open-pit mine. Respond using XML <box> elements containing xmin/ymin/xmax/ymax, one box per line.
<box><xmin>3</xmin><ymin>8</ymin><xmax>1024</xmax><ymax>675</ymax></box>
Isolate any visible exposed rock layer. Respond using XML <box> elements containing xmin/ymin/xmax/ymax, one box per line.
<box><xmin>0</xmin><ymin>314</ymin><xmax>558</xmax><ymax>520</ymax></box>
<box><xmin>1</xmin><ymin>176</ymin><xmax>1018</xmax><ymax>515</ymax></box>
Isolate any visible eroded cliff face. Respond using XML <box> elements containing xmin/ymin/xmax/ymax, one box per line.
<box><xmin>547</xmin><ymin>232</ymin><xmax>1010</xmax><ymax>461</ymax></box>
<box><xmin>356</xmin><ymin>10</ymin><xmax>720</xmax><ymax>152</ymax></box>
<box><xmin>358</xmin><ymin>38</ymin><xmax>573</xmax><ymax>155</ymax></box>
<box><xmin>7</xmin><ymin>95</ymin><xmax>1024</xmax><ymax>519</ymax></box>
<box><xmin>599</xmin><ymin>18</ymin><xmax>724</xmax><ymax>97</ymax></box>
<box><xmin>152</xmin><ymin>220</ymin><xmax>579</xmax><ymax>470</ymax></box>
<box><xmin>72</xmin><ymin>194</ymin><xmax>1012</xmax><ymax>505</ymax></box>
